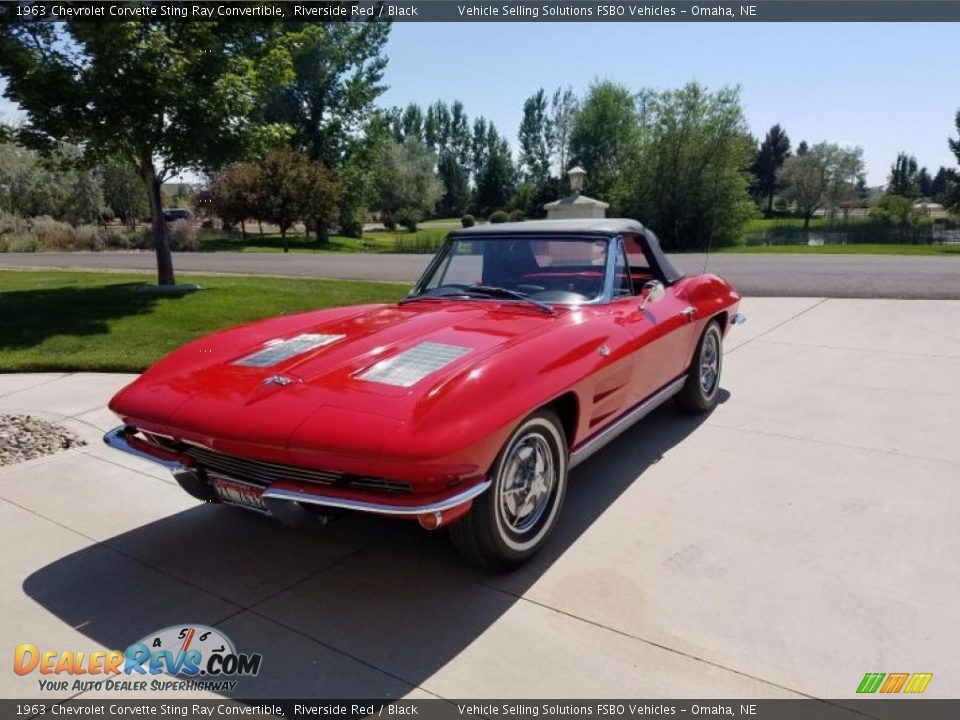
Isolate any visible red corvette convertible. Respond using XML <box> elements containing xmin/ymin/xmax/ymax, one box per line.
<box><xmin>106</xmin><ymin>219</ymin><xmax>743</xmax><ymax>569</ymax></box>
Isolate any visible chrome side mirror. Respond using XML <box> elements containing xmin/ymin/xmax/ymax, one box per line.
<box><xmin>638</xmin><ymin>279</ymin><xmax>665</xmax><ymax>312</ymax></box>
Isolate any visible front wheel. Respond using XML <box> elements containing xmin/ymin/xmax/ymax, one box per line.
<box><xmin>675</xmin><ymin>320</ymin><xmax>723</xmax><ymax>414</ymax></box>
<box><xmin>449</xmin><ymin>409</ymin><xmax>568</xmax><ymax>571</ymax></box>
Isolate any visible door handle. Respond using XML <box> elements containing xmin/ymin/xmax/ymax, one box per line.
<box><xmin>681</xmin><ymin>307</ymin><xmax>696</xmax><ymax>322</ymax></box>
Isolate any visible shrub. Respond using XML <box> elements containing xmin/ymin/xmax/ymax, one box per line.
<box><xmin>394</xmin><ymin>207</ymin><xmax>420</xmax><ymax>233</ymax></box>
<box><xmin>392</xmin><ymin>232</ymin><xmax>446</xmax><ymax>254</ymax></box>
<box><xmin>870</xmin><ymin>195</ymin><xmax>921</xmax><ymax>226</ymax></box>
<box><xmin>489</xmin><ymin>210</ymin><xmax>509</xmax><ymax>224</ymax></box>
<box><xmin>130</xmin><ymin>226</ymin><xmax>154</xmax><ymax>249</ymax></box>
<box><xmin>339</xmin><ymin>220</ymin><xmax>364</xmax><ymax>238</ymax></box>
<box><xmin>508</xmin><ymin>210</ymin><xmax>525</xmax><ymax>222</ymax></box>
<box><xmin>0</xmin><ymin>211</ymin><xmax>29</xmax><ymax>239</ymax></box>
<box><xmin>29</xmin><ymin>216</ymin><xmax>77</xmax><ymax>250</ymax></box>
<box><xmin>7</xmin><ymin>236</ymin><xmax>40</xmax><ymax>253</ymax></box>
<box><xmin>460</xmin><ymin>214</ymin><xmax>476</xmax><ymax>228</ymax></box>
<box><xmin>103</xmin><ymin>228</ymin><xmax>132</xmax><ymax>250</ymax></box>
<box><xmin>169</xmin><ymin>219</ymin><xmax>199</xmax><ymax>251</ymax></box>
<box><xmin>74</xmin><ymin>225</ymin><xmax>105</xmax><ymax>251</ymax></box>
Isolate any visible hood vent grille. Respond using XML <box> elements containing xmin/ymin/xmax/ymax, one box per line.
<box><xmin>234</xmin><ymin>333</ymin><xmax>344</xmax><ymax>368</ymax></box>
<box><xmin>358</xmin><ymin>342</ymin><xmax>470</xmax><ymax>387</ymax></box>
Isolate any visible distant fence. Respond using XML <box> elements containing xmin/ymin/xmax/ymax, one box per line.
<box><xmin>745</xmin><ymin>221</ymin><xmax>960</xmax><ymax>247</ymax></box>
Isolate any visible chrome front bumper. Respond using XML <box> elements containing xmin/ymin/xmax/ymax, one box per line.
<box><xmin>103</xmin><ymin>425</ymin><xmax>490</xmax><ymax>516</ymax></box>
<box><xmin>103</xmin><ymin>426</ymin><xmax>180</xmax><ymax>469</ymax></box>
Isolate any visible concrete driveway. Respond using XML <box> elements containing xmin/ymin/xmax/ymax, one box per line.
<box><xmin>1</xmin><ymin>297</ymin><xmax>957</xmax><ymax>702</ymax></box>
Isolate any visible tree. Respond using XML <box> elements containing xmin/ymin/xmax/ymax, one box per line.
<box><xmin>778</xmin><ymin>155</ymin><xmax>826</xmax><ymax>228</ymax></box>
<box><xmin>888</xmin><ymin>152</ymin><xmax>919</xmax><ymax>198</ymax></box>
<box><xmin>569</xmin><ymin>81</ymin><xmax>640</xmax><ymax>203</ymax></box>
<box><xmin>870</xmin><ymin>195</ymin><xmax>921</xmax><ymax>226</ymax></box>
<box><xmin>1</xmin><ymin>139</ymin><xmax>111</xmax><ymax>224</ymax></box>
<box><xmin>624</xmin><ymin>83</ymin><xmax>756</xmax><ymax>249</ymax></box>
<box><xmin>400</xmin><ymin>104</ymin><xmax>424</xmax><ymax>142</ymax></box>
<box><xmin>811</xmin><ymin>142</ymin><xmax>866</xmax><ymax>218</ymax></box>
<box><xmin>375</xmin><ymin>138</ymin><xmax>443</xmax><ymax>229</ymax></box>
<box><xmin>751</xmin><ymin>124</ymin><xmax>791</xmax><ymax>214</ymax></box>
<box><xmin>931</xmin><ymin>166</ymin><xmax>950</xmax><ymax>201</ymax></box>
<box><xmin>475</xmin><ymin>129</ymin><xmax>515</xmax><ymax>215</ymax></box>
<box><xmin>449</xmin><ymin>101</ymin><xmax>472</xmax><ymax>171</ymax></box>
<box><xmin>66</xmin><ymin>167</ymin><xmax>107</xmax><ymax>226</ymax></box>
<box><xmin>550</xmin><ymin>86</ymin><xmax>577</xmax><ymax>175</ymax></box>
<box><xmin>337</xmin><ymin>114</ymin><xmax>390</xmax><ymax>237</ymax></box>
<box><xmin>948</xmin><ymin>110</ymin><xmax>960</xmax><ymax>210</ymax></box>
<box><xmin>797</xmin><ymin>140</ymin><xmax>809</xmax><ymax>156</ymax></box>
<box><xmin>266</xmin><ymin>22</ymin><xmax>390</xmax><ymax>241</ymax></box>
<box><xmin>1</xmin><ymin>22</ymin><xmax>293</xmax><ymax>285</ymax></box>
<box><xmin>210</xmin><ymin>161</ymin><xmax>262</xmax><ymax>238</ymax></box>
<box><xmin>917</xmin><ymin>167</ymin><xmax>933</xmax><ymax>198</ymax></box>
<box><xmin>258</xmin><ymin>148</ymin><xmax>340</xmax><ymax>250</ymax></box>
<box><xmin>437</xmin><ymin>152</ymin><xmax>470</xmax><ymax>217</ymax></box>
<box><xmin>0</xmin><ymin>140</ymin><xmax>62</xmax><ymax>217</ymax></box>
<box><xmin>518</xmin><ymin>89</ymin><xmax>553</xmax><ymax>186</ymax></box>
<box><xmin>429</xmin><ymin>100</ymin><xmax>452</xmax><ymax>155</ymax></box>
<box><xmin>471</xmin><ymin>117</ymin><xmax>489</xmax><ymax>180</ymax></box>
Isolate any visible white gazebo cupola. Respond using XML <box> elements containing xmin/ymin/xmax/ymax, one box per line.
<box><xmin>543</xmin><ymin>166</ymin><xmax>608</xmax><ymax>219</ymax></box>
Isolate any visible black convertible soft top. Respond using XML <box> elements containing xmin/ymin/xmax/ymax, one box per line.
<box><xmin>450</xmin><ymin>218</ymin><xmax>684</xmax><ymax>284</ymax></box>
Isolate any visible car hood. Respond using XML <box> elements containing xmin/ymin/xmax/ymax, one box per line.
<box><xmin>110</xmin><ymin>300</ymin><xmax>568</xmax><ymax>450</ymax></box>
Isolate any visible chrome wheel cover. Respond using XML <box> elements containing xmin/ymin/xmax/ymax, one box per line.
<box><xmin>700</xmin><ymin>330</ymin><xmax>720</xmax><ymax>395</ymax></box>
<box><xmin>497</xmin><ymin>432</ymin><xmax>556</xmax><ymax>535</ymax></box>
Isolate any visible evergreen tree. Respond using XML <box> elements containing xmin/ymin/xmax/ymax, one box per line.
<box><xmin>518</xmin><ymin>88</ymin><xmax>553</xmax><ymax>186</ymax></box>
<box><xmin>751</xmin><ymin>124</ymin><xmax>791</xmax><ymax>214</ymax></box>
<box><xmin>888</xmin><ymin>152</ymin><xmax>919</xmax><ymax>198</ymax></box>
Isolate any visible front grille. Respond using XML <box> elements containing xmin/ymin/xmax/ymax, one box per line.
<box><xmin>347</xmin><ymin>477</ymin><xmax>414</xmax><ymax>493</ymax></box>
<box><xmin>150</xmin><ymin>438</ymin><xmax>413</xmax><ymax>494</ymax></box>
<box><xmin>184</xmin><ymin>445</ymin><xmax>344</xmax><ymax>488</ymax></box>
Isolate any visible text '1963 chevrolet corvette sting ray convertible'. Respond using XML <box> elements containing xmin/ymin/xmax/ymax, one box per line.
<box><xmin>105</xmin><ymin>219</ymin><xmax>743</xmax><ymax>569</ymax></box>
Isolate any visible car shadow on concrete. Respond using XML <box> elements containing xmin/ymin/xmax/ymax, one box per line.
<box><xmin>22</xmin><ymin>394</ymin><xmax>726</xmax><ymax>698</ymax></box>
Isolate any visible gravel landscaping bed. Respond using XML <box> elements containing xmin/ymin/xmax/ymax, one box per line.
<box><xmin>0</xmin><ymin>414</ymin><xmax>86</xmax><ymax>467</ymax></box>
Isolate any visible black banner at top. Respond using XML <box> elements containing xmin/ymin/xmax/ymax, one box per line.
<box><xmin>2</xmin><ymin>0</ymin><xmax>960</xmax><ymax>23</ymax></box>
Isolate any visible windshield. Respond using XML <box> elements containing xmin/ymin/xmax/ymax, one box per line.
<box><xmin>412</xmin><ymin>237</ymin><xmax>610</xmax><ymax>304</ymax></box>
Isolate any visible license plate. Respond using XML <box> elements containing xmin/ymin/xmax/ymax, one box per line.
<box><xmin>209</xmin><ymin>475</ymin><xmax>268</xmax><ymax>513</ymax></box>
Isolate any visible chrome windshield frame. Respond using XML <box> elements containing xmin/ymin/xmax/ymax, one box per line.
<box><xmin>407</xmin><ymin>233</ymin><xmax>622</xmax><ymax>306</ymax></box>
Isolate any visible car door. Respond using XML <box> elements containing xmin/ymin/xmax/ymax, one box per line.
<box><xmin>612</xmin><ymin>235</ymin><xmax>698</xmax><ymax>405</ymax></box>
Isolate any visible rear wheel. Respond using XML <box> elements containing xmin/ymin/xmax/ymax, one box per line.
<box><xmin>676</xmin><ymin>320</ymin><xmax>723</xmax><ymax>414</ymax></box>
<box><xmin>450</xmin><ymin>409</ymin><xmax>568</xmax><ymax>571</ymax></box>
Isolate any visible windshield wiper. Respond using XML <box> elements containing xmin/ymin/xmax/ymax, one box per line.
<box><xmin>401</xmin><ymin>284</ymin><xmax>556</xmax><ymax>315</ymax></box>
<box><xmin>399</xmin><ymin>285</ymin><xmax>473</xmax><ymax>305</ymax></box>
<box><xmin>466</xmin><ymin>284</ymin><xmax>557</xmax><ymax>315</ymax></box>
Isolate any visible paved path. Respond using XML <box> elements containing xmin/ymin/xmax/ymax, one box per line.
<box><xmin>2</xmin><ymin>250</ymin><xmax>959</xmax><ymax>298</ymax></box>
<box><xmin>1</xmin><ymin>298</ymin><xmax>958</xmax><ymax>702</ymax></box>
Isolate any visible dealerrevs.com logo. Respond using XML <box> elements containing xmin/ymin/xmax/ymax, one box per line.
<box><xmin>856</xmin><ymin>672</ymin><xmax>933</xmax><ymax>694</ymax></box>
<box><xmin>14</xmin><ymin>624</ymin><xmax>262</xmax><ymax>693</ymax></box>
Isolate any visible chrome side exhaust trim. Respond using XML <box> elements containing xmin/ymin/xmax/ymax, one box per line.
<box><xmin>569</xmin><ymin>376</ymin><xmax>687</xmax><ymax>469</ymax></box>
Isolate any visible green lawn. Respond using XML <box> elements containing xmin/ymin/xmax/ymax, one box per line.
<box><xmin>742</xmin><ymin>216</ymin><xmax>863</xmax><ymax>233</ymax></box>
<box><xmin>715</xmin><ymin>243</ymin><xmax>960</xmax><ymax>256</ymax></box>
<box><xmin>198</xmin><ymin>227</ymin><xmax>449</xmax><ymax>254</ymax></box>
<box><xmin>0</xmin><ymin>270</ymin><xmax>408</xmax><ymax>373</ymax></box>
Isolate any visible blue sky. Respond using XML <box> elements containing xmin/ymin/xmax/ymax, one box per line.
<box><xmin>2</xmin><ymin>22</ymin><xmax>957</xmax><ymax>186</ymax></box>
<box><xmin>378</xmin><ymin>22</ymin><xmax>960</xmax><ymax>185</ymax></box>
